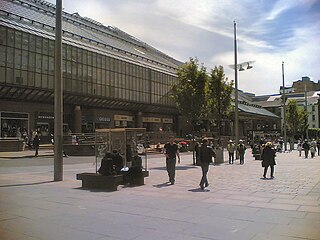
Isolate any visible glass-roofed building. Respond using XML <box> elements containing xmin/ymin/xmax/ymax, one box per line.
<box><xmin>0</xmin><ymin>0</ymin><xmax>182</xmax><ymax>143</ymax></box>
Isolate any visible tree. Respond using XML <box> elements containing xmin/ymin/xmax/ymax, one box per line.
<box><xmin>171</xmin><ymin>58</ymin><xmax>207</xmax><ymax>132</ymax></box>
<box><xmin>286</xmin><ymin>99</ymin><xmax>309</xmax><ymax>140</ymax></box>
<box><xmin>298</xmin><ymin>107</ymin><xmax>309</xmax><ymax>139</ymax></box>
<box><xmin>206</xmin><ymin>66</ymin><xmax>233</xmax><ymax>144</ymax></box>
<box><xmin>286</xmin><ymin>100</ymin><xmax>300</xmax><ymax>146</ymax></box>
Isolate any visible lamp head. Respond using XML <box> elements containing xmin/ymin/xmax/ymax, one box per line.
<box><xmin>247</xmin><ymin>63</ymin><xmax>253</xmax><ymax>69</ymax></box>
<box><xmin>239</xmin><ymin>65</ymin><xmax>245</xmax><ymax>71</ymax></box>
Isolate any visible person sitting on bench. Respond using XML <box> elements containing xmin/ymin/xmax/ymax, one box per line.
<box><xmin>98</xmin><ymin>152</ymin><xmax>115</xmax><ymax>176</ymax></box>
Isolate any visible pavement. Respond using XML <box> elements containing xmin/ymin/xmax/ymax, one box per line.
<box><xmin>0</xmin><ymin>149</ymin><xmax>319</xmax><ymax>240</ymax></box>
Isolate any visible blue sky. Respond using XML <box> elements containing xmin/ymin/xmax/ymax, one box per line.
<box><xmin>48</xmin><ymin>0</ymin><xmax>320</xmax><ymax>95</ymax></box>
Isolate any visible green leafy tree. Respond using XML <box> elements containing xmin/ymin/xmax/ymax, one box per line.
<box><xmin>286</xmin><ymin>100</ymin><xmax>300</xmax><ymax>144</ymax></box>
<box><xmin>298</xmin><ymin>107</ymin><xmax>309</xmax><ymax>139</ymax></box>
<box><xmin>286</xmin><ymin>99</ymin><xmax>309</xmax><ymax>140</ymax></box>
<box><xmin>171</xmin><ymin>58</ymin><xmax>207</xmax><ymax>131</ymax></box>
<box><xmin>206</xmin><ymin>66</ymin><xmax>233</xmax><ymax>143</ymax></box>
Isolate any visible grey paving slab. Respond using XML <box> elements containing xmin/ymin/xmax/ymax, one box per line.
<box><xmin>0</xmin><ymin>150</ymin><xmax>320</xmax><ymax>240</ymax></box>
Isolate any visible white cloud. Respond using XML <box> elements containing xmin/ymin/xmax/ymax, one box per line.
<box><xmin>45</xmin><ymin>0</ymin><xmax>320</xmax><ymax>96</ymax></box>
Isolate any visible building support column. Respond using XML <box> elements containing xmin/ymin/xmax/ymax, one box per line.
<box><xmin>74</xmin><ymin>105</ymin><xmax>82</xmax><ymax>133</ymax></box>
<box><xmin>136</xmin><ymin>112</ymin><xmax>143</xmax><ymax>128</ymax></box>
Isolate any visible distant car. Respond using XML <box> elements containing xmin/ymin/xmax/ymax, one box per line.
<box><xmin>137</xmin><ymin>143</ymin><xmax>145</xmax><ymax>155</ymax></box>
<box><xmin>178</xmin><ymin>141</ymin><xmax>189</xmax><ymax>152</ymax></box>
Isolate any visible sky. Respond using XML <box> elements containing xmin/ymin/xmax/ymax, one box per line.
<box><xmin>48</xmin><ymin>0</ymin><xmax>320</xmax><ymax>95</ymax></box>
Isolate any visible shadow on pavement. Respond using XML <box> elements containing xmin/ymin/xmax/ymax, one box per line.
<box><xmin>153</xmin><ymin>182</ymin><xmax>172</xmax><ymax>188</ymax></box>
<box><xmin>188</xmin><ymin>188</ymin><xmax>210</xmax><ymax>192</ymax></box>
<box><xmin>150</xmin><ymin>165</ymin><xmax>198</xmax><ymax>171</ymax></box>
<box><xmin>0</xmin><ymin>180</ymin><xmax>54</xmax><ymax>188</ymax></box>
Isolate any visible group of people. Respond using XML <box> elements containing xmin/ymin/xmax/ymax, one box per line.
<box><xmin>163</xmin><ymin>136</ymin><xmax>277</xmax><ymax>190</ymax></box>
<box><xmin>226</xmin><ymin>139</ymin><xmax>247</xmax><ymax>165</ymax></box>
<box><xmin>297</xmin><ymin>139</ymin><xmax>320</xmax><ymax>158</ymax></box>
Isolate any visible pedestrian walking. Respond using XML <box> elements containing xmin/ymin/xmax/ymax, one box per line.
<box><xmin>227</xmin><ymin>140</ymin><xmax>236</xmax><ymax>164</ymax></box>
<box><xmin>297</xmin><ymin>140</ymin><xmax>302</xmax><ymax>157</ymax></box>
<box><xmin>302</xmin><ymin>139</ymin><xmax>310</xmax><ymax>158</ymax></box>
<box><xmin>310</xmin><ymin>139</ymin><xmax>317</xmax><ymax>158</ymax></box>
<box><xmin>33</xmin><ymin>133</ymin><xmax>40</xmax><ymax>157</ymax></box>
<box><xmin>163</xmin><ymin>136</ymin><xmax>180</xmax><ymax>185</ymax></box>
<box><xmin>310</xmin><ymin>145</ymin><xmax>316</xmax><ymax>158</ymax></box>
<box><xmin>317</xmin><ymin>139</ymin><xmax>320</xmax><ymax>156</ymax></box>
<box><xmin>237</xmin><ymin>139</ymin><xmax>246</xmax><ymax>164</ymax></box>
<box><xmin>261</xmin><ymin>142</ymin><xmax>276</xmax><ymax>179</ymax></box>
<box><xmin>198</xmin><ymin>138</ymin><xmax>215</xmax><ymax>190</ymax></box>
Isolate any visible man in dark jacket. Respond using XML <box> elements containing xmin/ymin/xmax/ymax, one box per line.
<box><xmin>163</xmin><ymin>136</ymin><xmax>180</xmax><ymax>185</ymax></box>
<box><xmin>302</xmin><ymin>139</ymin><xmax>310</xmax><ymax>158</ymax></box>
<box><xmin>261</xmin><ymin>142</ymin><xmax>276</xmax><ymax>179</ymax></box>
<box><xmin>199</xmin><ymin>138</ymin><xmax>215</xmax><ymax>190</ymax></box>
<box><xmin>33</xmin><ymin>133</ymin><xmax>40</xmax><ymax>157</ymax></box>
<box><xmin>237</xmin><ymin>140</ymin><xmax>246</xmax><ymax>164</ymax></box>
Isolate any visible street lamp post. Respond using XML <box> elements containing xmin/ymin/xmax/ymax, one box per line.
<box><xmin>233</xmin><ymin>21</ymin><xmax>254</xmax><ymax>154</ymax></box>
<box><xmin>54</xmin><ymin>0</ymin><xmax>63</xmax><ymax>181</ymax></box>
<box><xmin>282</xmin><ymin>61</ymin><xmax>287</xmax><ymax>152</ymax></box>
<box><xmin>234</xmin><ymin>21</ymin><xmax>239</xmax><ymax>152</ymax></box>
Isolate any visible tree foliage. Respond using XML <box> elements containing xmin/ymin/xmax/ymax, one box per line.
<box><xmin>171</xmin><ymin>58</ymin><xmax>233</xmax><ymax>134</ymax></box>
<box><xmin>171</xmin><ymin>58</ymin><xmax>207</xmax><ymax>130</ymax></box>
<box><xmin>207</xmin><ymin>65</ymin><xmax>233</xmax><ymax>140</ymax></box>
<box><xmin>286</xmin><ymin>99</ymin><xmax>309</xmax><ymax>138</ymax></box>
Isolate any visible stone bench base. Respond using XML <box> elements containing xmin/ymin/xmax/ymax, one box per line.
<box><xmin>76</xmin><ymin>173</ymin><xmax>123</xmax><ymax>191</ymax></box>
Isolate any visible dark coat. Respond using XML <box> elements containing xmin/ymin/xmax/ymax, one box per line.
<box><xmin>199</xmin><ymin>144</ymin><xmax>215</xmax><ymax>164</ymax></box>
<box><xmin>261</xmin><ymin>146</ymin><xmax>276</xmax><ymax>167</ymax></box>
<box><xmin>33</xmin><ymin>135</ymin><xmax>40</xmax><ymax>148</ymax></box>
<box><xmin>302</xmin><ymin>142</ymin><xmax>310</xmax><ymax>150</ymax></box>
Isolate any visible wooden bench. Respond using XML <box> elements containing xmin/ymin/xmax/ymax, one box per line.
<box><xmin>76</xmin><ymin>173</ymin><xmax>123</xmax><ymax>191</ymax></box>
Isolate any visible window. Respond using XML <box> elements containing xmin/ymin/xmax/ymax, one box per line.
<box><xmin>28</xmin><ymin>52</ymin><xmax>35</xmax><ymax>71</ymax></box>
<box><xmin>66</xmin><ymin>45</ymin><xmax>72</xmax><ymax>61</ymax></box>
<box><xmin>22</xmin><ymin>50</ymin><xmax>28</xmax><ymax>70</ymax></box>
<box><xmin>6</xmin><ymin>68</ymin><xmax>13</xmax><ymax>83</ymax></box>
<box><xmin>312</xmin><ymin>106</ymin><xmax>315</xmax><ymax>112</ymax></box>
<box><xmin>87</xmin><ymin>52</ymin><xmax>92</xmax><ymax>66</ymax></box>
<box><xmin>312</xmin><ymin>115</ymin><xmax>315</xmax><ymax>121</ymax></box>
<box><xmin>35</xmin><ymin>73</ymin><xmax>41</xmax><ymax>87</ymax></box>
<box><xmin>0</xmin><ymin>45</ymin><xmax>5</xmax><ymax>66</ymax></box>
<box><xmin>28</xmin><ymin>72</ymin><xmax>35</xmax><ymax>86</ymax></box>
<box><xmin>35</xmin><ymin>54</ymin><xmax>42</xmax><ymax>73</ymax></box>
<box><xmin>83</xmin><ymin>50</ymin><xmax>87</xmax><ymax>65</ymax></box>
<box><xmin>7</xmin><ymin>29</ymin><xmax>14</xmax><ymax>47</ymax></box>
<box><xmin>15</xmin><ymin>70</ymin><xmax>22</xmax><ymax>84</ymax></box>
<box><xmin>48</xmin><ymin>75</ymin><xmax>54</xmax><ymax>89</ymax></box>
<box><xmin>42</xmin><ymin>74</ymin><xmax>48</xmax><ymax>88</ymax></box>
<box><xmin>35</xmin><ymin>37</ymin><xmax>42</xmax><ymax>53</ymax></box>
<box><xmin>0</xmin><ymin>67</ymin><xmax>5</xmax><ymax>82</ymax></box>
<box><xmin>29</xmin><ymin>35</ymin><xmax>36</xmax><ymax>52</ymax></box>
<box><xmin>15</xmin><ymin>31</ymin><xmax>22</xmax><ymax>49</ymax></box>
<box><xmin>97</xmin><ymin>54</ymin><xmax>102</xmax><ymax>68</ymax></box>
<box><xmin>21</xmin><ymin>70</ymin><xmax>28</xmax><ymax>85</ymax></box>
<box><xmin>42</xmin><ymin>55</ymin><xmax>49</xmax><ymax>74</ymax></box>
<box><xmin>49</xmin><ymin>40</ymin><xmax>54</xmax><ymax>56</ymax></box>
<box><xmin>22</xmin><ymin>33</ymin><xmax>29</xmax><ymax>50</ymax></box>
<box><xmin>0</xmin><ymin>26</ymin><xmax>6</xmax><ymax>45</ymax></box>
<box><xmin>77</xmin><ymin>64</ymin><xmax>82</xmax><ymax>80</ymax></box>
<box><xmin>14</xmin><ymin>49</ymin><xmax>22</xmax><ymax>69</ymax></box>
<box><xmin>77</xmin><ymin>48</ymin><xmax>83</xmax><ymax>63</ymax></box>
<box><xmin>43</xmin><ymin>38</ymin><xmax>49</xmax><ymax>56</ymax></box>
<box><xmin>49</xmin><ymin>57</ymin><xmax>54</xmax><ymax>75</ymax></box>
<box><xmin>6</xmin><ymin>47</ymin><xmax>14</xmax><ymax>68</ymax></box>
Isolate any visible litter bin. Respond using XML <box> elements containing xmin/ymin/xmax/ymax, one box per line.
<box><xmin>214</xmin><ymin>148</ymin><xmax>224</xmax><ymax>164</ymax></box>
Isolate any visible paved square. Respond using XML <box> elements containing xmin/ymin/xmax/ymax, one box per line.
<box><xmin>0</xmin><ymin>149</ymin><xmax>319</xmax><ymax>239</ymax></box>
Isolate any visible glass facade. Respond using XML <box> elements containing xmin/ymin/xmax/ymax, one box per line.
<box><xmin>0</xmin><ymin>26</ymin><xmax>176</xmax><ymax>106</ymax></box>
